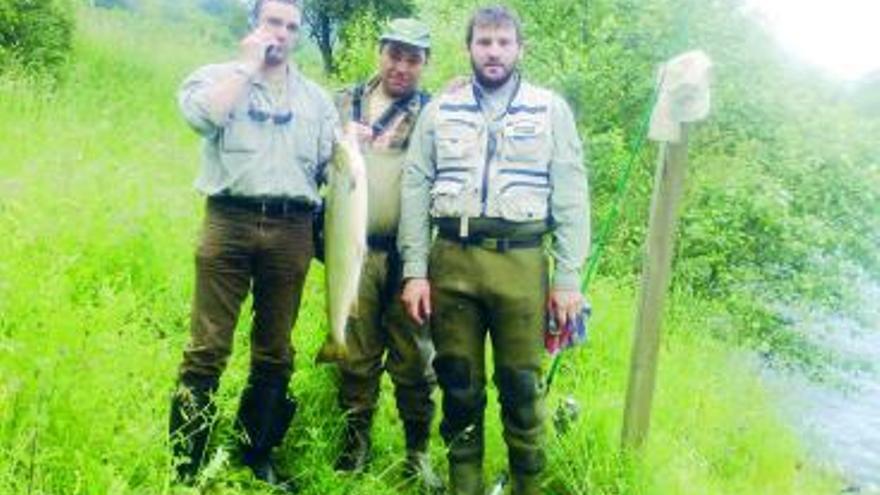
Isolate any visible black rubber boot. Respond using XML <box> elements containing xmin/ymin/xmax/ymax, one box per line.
<box><xmin>446</xmin><ymin>420</ymin><xmax>485</xmax><ymax>495</ymax></box>
<box><xmin>402</xmin><ymin>420</ymin><xmax>443</xmax><ymax>493</ymax></box>
<box><xmin>334</xmin><ymin>409</ymin><xmax>373</xmax><ymax>472</ymax></box>
<box><xmin>508</xmin><ymin>444</ymin><xmax>546</xmax><ymax>495</ymax></box>
<box><xmin>449</xmin><ymin>460</ymin><xmax>483</xmax><ymax>495</ymax></box>
<box><xmin>168</xmin><ymin>374</ymin><xmax>218</xmax><ymax>484</ymax></box>
<box><xmin>511</xmin><ymin>472</ymin><xmax>542</xmax><ymax>495</ymax></box>
<box><xmin>236</xmin><ymin>374</ymin><xmax>297</xmax><ymax>489</ymax></box>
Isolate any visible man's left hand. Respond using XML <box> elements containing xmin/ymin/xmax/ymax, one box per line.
<box><xmin>547</xmin><ymin>289</ymin><xmax>584</xmax><ymax>330</ymax></box>
<box><xmin>345</xmin><ymin>121</ymin><xmax>372</xmax><ymax>147</ymax></box>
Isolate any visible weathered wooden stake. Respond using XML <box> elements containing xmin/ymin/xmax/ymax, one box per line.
<box><xmin>621</xmin><ymin>127</ymin><xmax>689</xmax><ymax>449</ymax></box>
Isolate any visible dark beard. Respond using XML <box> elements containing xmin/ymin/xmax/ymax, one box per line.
<box><xmin>472</xmin><ymin>60</ymin><xmax>515</xmax><ymax>90</ymax></box>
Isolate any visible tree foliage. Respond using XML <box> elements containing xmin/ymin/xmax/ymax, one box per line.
<box><xmin>303</xmin><ymin>0</ymin><xmax>414</xmax><ymax>74</ymax></box>
<box><xmin>0</xmin><ymin>0</ymin><xmax>74</xmax><ymax>79</ymax></box>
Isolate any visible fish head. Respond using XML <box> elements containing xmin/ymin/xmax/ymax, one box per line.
<box><xmin>330</xmin><ymin>128</ymin><xmax>367</xmax><ymax>183</ymax></box>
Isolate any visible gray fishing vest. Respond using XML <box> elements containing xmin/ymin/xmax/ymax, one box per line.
<box><xmin>430</xmin><ymin>80</ymin><xmax>553</xmax><ymax>223</ymax></box>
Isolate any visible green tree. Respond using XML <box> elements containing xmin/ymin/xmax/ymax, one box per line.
<box><xmin>0</xmin><ymin>0</ymin><xmax>74</xmax><ymax>79</ymax></box>
<box><xmin>303</xmin><ymin>0</ymin><xmax>414</xmax><ymax>74</ymax></box>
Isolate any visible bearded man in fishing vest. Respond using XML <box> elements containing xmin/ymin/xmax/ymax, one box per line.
<box><xmin>168</xmin><ymin>0</ymin><xmax>337</xmax><ymax>487</ymax></box>
<box><xmin>398</xmin><ymin>5</ymin><xmax>589</xmax><ymax>495</ymax></box>
<box><xmin>331</xmin><ymin>18</ymin><xmax>442</xmax><ymax>491</ymax></box>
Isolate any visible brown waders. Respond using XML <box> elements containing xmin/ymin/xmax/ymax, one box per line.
<box><xmin>335</xmin><ymin>245</ymin><xmax>441</xmax><ymax>490</ymax></box>
<box><xmin>169</xmin><ymin>198</ymin><xmax>313</xmax><ymax>486</ymax></box>
<box><xmin>429</xmin><ymin>235</ymin><xmax>548</xmax><ymax>495</ymax></box>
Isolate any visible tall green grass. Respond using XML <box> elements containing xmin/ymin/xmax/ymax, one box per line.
<box><xmin>0</xmin><ymin>7</ymin><xmax>840</xmax><ymax>494</ymax></box>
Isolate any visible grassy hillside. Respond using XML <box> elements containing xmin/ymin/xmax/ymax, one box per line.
<box><xmin>0</xmin><ymin>6</ymin><xmax>843</xmax><ymax>495</ymax></box>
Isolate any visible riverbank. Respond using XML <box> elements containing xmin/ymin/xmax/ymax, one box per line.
<box><xmin>0</xmin><ymin>6</ymin><xmax>847</xmax><ymax>494</ymax></box>
<box><xmin>765</xmin><ymin>278</ymin><xmax>880</xmax><ymax>492</ymax></box>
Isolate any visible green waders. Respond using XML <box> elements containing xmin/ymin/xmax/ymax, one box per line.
<box><xmin>429</xmin><ymin>237</ymin><xmax>548</xmax><ymax>495</ymax></box>
<box><xmin>336</xmin><ymin>247</ymin><xmax>439</xmax><ymax>489</ymax></box>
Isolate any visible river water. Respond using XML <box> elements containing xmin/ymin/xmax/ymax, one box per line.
<box><xmin>763</xmin><ymin>281</ymin><xmax>880</xmax><ymax>492</ymax></box>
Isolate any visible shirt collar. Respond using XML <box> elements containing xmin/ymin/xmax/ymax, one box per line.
<box><xmin>251</xmin><ymin>64</ymin><xmax>300</xmax><ymax>90</ymax></box>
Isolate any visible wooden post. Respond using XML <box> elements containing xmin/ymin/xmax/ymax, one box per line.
<box><xmin>621</xmin><ymin>127</ymin><xmax>689</xmax><ymax>449</ymax></box>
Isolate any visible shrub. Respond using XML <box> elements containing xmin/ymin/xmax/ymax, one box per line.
<box><xmin>0</xmin><ymin>0</ymin><xmax>74</xmax><ymax>79</ymax></box>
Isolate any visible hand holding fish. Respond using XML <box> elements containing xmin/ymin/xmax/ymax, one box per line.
<box><xmin>345</xmin><ymin>121</ymin><xmax>373</xmax><ymax>146</ymax></box>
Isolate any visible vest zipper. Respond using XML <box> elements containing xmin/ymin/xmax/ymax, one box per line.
<box><xmin>480</xmin><ymin>131</ymin><xmax>497</xmax><ymax>216</ymax></box>
<box><xmin>473</xmin><ymin>75</ymin><xmax>522</xmax><ymax>217</ymax></box>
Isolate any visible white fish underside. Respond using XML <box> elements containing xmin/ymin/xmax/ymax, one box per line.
<box><xmin>317</xmin><ymin>132</ymin><xmax>368</xmax><ymax>363</ymax></box>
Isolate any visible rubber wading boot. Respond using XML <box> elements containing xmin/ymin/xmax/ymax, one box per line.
<box><xmin>402</xmin><ymin>420</ymin><xmax>443</xmax><ymax>493</ymax></box>
<box><xmin>168</xmin><ymin>376</ymin><xmax>218</xmax><ymax>484</ymax></box>
<box><xmin>334</xmin><ymin>410</ymin><xmax>373</xmax><ymax>472</ymax></box>
<box><xmin>449</xmin><ymin>461</ymin><xmax>484</xmax><ymax>495</ymax></box>
<box><xmin>511</xmin><ymin>472</ymin><xmax>542</xmax><ymax>495</ymax></box>
<box><xmin>236</xmin><ymin>375</ymin><xmax>297</xmax><ymax>489</ymax></box>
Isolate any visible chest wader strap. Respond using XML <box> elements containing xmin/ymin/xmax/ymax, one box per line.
<box><xmin>351</xmin><ymin>83</ymin><xmax>366</xmax><ymax>124</ymax></box>
<box><xmin>352</xmin><ymin>83</ymin><xmax>431</xmax><ymax>140</ymax></box>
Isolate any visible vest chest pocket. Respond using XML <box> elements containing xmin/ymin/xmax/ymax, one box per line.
<box><xmin>430</xmin><ymin>177</ymin><xmax>467</xmax><ymax>217</ymax></box>
<box><xmin>502</xmin><ymin>118</ymin><xmax>549</xmax><ymax>165</ymax></box>
<box><xmin>436</xmin><ymin>119</ymin><xmax>480</xmax><ymax>162</ymax></box>
<box><xmin>496</xmin><ymin>181</ymin><xmax>551</xmax><ymax>222</ymax></box>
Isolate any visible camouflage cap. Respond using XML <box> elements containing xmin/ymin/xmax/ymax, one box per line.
<box><xmin>380</xmin><ymin>18</ymin><xmax>431</xmax><ymax>50</ymax></box>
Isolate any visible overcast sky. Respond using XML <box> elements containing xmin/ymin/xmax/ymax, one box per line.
<box><xmin>745</xmin><ymin>0</ymin><xmax>880</xmax><ymax>80</ymax></box>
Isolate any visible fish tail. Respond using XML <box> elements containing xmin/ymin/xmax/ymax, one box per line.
<box><xmin>315</xmin><ymin>340</ymin><xmax>348</xmax><ymax>363</ymax></box>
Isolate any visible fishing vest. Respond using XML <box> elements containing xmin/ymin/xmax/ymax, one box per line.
<box><xmin>431</xmin><ymin>79</ymin><xmax>554</xmax><ymax>223</ymax></box>
<box><xmin>336</xmin><ymin>80</ymin><xmax>430</xmax><ymax>236</ymax></box>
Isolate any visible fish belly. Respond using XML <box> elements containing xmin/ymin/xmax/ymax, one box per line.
<box><xmin>318</xmin><ymin>140</ymin><xmax>368</xmax><ymax>363</ymax></box>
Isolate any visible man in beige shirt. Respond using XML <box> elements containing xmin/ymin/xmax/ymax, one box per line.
<box><xmin>169</xmin><ymin>0</ymin><xmax>337</xmax><ymax>487</ymax></box>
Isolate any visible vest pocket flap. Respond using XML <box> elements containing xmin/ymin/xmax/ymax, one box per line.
<box><xmin>430</xmin><ymin>177</ymin><xmax>469</xmax><ymax>218</ymax></box>
<box><xmin>431</xmin><ymin>177</ymin><xmax>466</xmax><ymax>196</ymax></box>
<box><xmin>496</xmin><ymin>183</ymin><xmax>551</xmax><ymax>222</ymax></box>
<box><xmin>436</xmin><ymin>122</ymin><xmax>479</xmax><ymax>160</ymax></box>
<box><xmin>503</xmin><ymin>118</ymin><xmax>548</xmax><ymax>160</ymax></box>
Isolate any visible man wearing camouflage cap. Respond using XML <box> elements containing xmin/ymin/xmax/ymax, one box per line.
<box><xmin>332</xmin><ymin>18</ymin><xmax>441</xmax><ymax>491</ymax></box>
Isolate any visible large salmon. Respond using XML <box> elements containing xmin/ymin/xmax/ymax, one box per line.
<box><xmin>316</xmin><ymin>131</ymin><xmax>368</xmax><ymax>363</ymax></box>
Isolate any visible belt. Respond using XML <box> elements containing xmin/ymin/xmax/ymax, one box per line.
<box><xmin>209</xmin><ymin>195</ymin><xmax>314</xmax><ymax>217</ymax></box>
<box><xmin>437</xmin><ymin>230</ymin><xmax>543</xmax><ymax>252</ymax></box>
<box><xmin>367</xmin><ymin>235</ymin><xmax>396</xmax><ymax>252</ymax></box>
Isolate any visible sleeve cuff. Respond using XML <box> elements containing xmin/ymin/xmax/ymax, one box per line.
<box><xmin>402</xmin><ymin>260</ymin><xmax>428</xmax><ymax>280</ymax></box>
<box><xmin>552</xmin><ymin>269</ymin><xmax>582</xmax><ymax>291</ymax></box>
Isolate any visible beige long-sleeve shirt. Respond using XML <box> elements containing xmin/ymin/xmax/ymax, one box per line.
<box><xmin>178</xmin><ymin>63</ymin><xmax>338</xmax><ymax>204</ymax></box>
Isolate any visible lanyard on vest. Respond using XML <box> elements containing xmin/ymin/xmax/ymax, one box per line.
<box><xmin>471</xmin><ymin>75</ymin><xmax>523</xmax><ymax>216</ymax></box>
<box><xmin>471</xmin><ymin>73</ymin><xmax>522</xmax><ymax>122</ymax></box>
<box><xmin>471</xmin><ymin>75</ymin><xmax>524</xmax><ymax>173</ymax></box>
<box><xmin>351</xmin><ymin>83</ymin><xmax>430</xmax><ymax>140</ymax></box>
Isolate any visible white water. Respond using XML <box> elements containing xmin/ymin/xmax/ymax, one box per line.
<box><xmin>764</xmin><ymin>281</ymin><xmax>880</xmax><ymax>492</ymax></box>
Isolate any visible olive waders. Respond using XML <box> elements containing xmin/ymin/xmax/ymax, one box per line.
<box><xmin>430</xmin><ymin>232</ymin><xmax>548</xmax><ymax>495</ymax></box>
<box><xmin>333</xmin><ymin>146</ymin><xmax>441</xmax><ymax>492</ymax></box>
